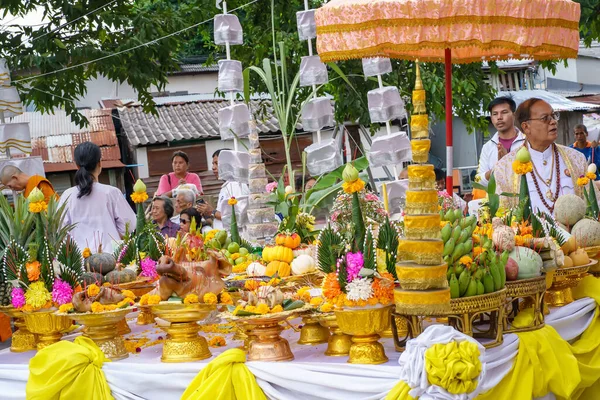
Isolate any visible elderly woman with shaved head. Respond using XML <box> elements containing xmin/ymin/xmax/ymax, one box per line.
<box><xmin>0</xmin><ymin>165</ymin><xmax>56</xmax><ymax>202</ymax></box>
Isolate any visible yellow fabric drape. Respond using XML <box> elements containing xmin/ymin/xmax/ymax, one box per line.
<box><xmin>386</xmin><ymin>380</ymin><xmax>415</xmax><ymax>400</ymax></box>
<box><xmin>26</xmin><ymin>336</ymin><xmax>113</xmax><ymax>400</ymax></box>
<box><xmin>181</xmin><ymin>349</ymin><xmax>266</xmax><ymax>400</ymax></box>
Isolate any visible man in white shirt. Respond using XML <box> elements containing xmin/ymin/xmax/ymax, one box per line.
<box><xmin>476</xmin><ymin>96</ymin><xmax>526</xmax><ymax>188</ymax></box>
<box><xmin>197</xmin><ymin>149</ymin><xmax>249</xmax><ymax>230</ymax></box>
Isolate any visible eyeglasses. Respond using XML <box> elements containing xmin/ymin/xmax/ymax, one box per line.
<box><xmin>526</xmin><ymin>112</ymin><xmax>560</xmax><ymax>124</ymax></box>
<box><xmin>180</xmin><ymin>219</ymin><xmax>190</xmax><ymax>224</ymax></box>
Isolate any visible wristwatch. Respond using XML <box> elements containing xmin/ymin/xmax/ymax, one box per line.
<box><xmin>211</xmin><ymin>210</ymin><xmax>217</xmax><ymax>219</ymax></box>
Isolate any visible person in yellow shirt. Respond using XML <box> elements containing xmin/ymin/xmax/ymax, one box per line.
<box><xmin>0</xmin><ymin>165</ymin><xmax>56</xmax><ymax>202</ymax></box>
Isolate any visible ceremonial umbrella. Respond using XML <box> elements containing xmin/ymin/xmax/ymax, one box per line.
<box><xmin>315</xmin><ymin>0</ymin><xmax>581</xmax><ymax>193</ymax></box>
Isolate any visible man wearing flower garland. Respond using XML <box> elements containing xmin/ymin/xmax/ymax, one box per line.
<box><xmin>494</xmin><ymin>98</ymin><xmax>600</xmax><ymax>215</ymax></box>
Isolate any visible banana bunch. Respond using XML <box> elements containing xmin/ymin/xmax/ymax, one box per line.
<box><xmin>448</xmin><ymin>250</ymin><xmax>508</xmax><ymax>298</ymax></box>
<box><xmin>441</xmin><ymin>213</ymin><xmax>477</xmax><ymax>264</ymax></box>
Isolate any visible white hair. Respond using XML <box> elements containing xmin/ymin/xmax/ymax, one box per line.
<box><xmin>176</xmin><ymin>188</ymin><xmax>196</xmax><ymax>204</ymax></box>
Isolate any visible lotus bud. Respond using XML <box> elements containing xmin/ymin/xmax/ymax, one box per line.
<box><xmin>133</xmin><ymin>179</ymin><xmax>147</xmax><ymax>193</ymax></box>
<box><xmin>588</xmin><ymin>164</ymin><xmax>597</xmax><ymax>174</ymax></box>
<box><xmin>342</xmin><ymin>164</ymin><xmax>359</xmax><ymax>183</ymax></box>
<box><xmin>27</xmin><ymin>187</ymin><xmax>44</xmax><ymax>203</ymax></box>
<box><xmin>516</xmin><ymin>147</ymin><xmax>531</xmax><ymax>163</ymax></box>
<box><xmin>284</xmin><ymin>185</ymin><xmax>293</xmax><ymax>195</ymax></box>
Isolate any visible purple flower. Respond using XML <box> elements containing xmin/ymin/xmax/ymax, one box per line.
<box><xmin>52</xmin><ymin>279</ymin><xmax>74</xmax><ymax>306</ymax></box>
<box><xmin>140</xmin><ymin>257</ymin><xmax>158</xmax><ymax>279</ymax></box>
<box><xmin>346</xmin><ymin>252</ymin><xmax>364</xmax><ymax>282</ymax></box>
<box><xmin>11</xmin><ymin>287</ymin><xmax>25</xmax><ymax>309</ymax></box>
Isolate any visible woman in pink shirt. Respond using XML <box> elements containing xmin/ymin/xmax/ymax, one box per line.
<box><xmin>155</xmin><ymin>151</ymin><xmax>203</xmax><ymax>197</ymax></box>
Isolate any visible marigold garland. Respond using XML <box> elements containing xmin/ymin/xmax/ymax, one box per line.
<box><xmin>58</xmin><ymin>303</ymin><xmax>74</xmax><ymax>313</ymax></box>
<box><xmin>204</xmin><ymin>292</ymin><xmax>219</xmax><ymax>305</ymax></box>
<box><xmin>512</xmin><ymin>160</ymin><xmax>533</xmax><ymax>175</ymax></box>
<box><xmin>342</xmin><ymin>178</ymin><xmax>366</xmax><ymax>194</ymax></box>
<box><xmin>577</xmin><ymin>175</ymin><xmax>590</xmax><ymax>186</ymax></box>
<box><xmin>322</xmin><ymin>273</ymin><xmax>342</xmax><ymax>299</ymax></box>
<box><xmin>82</xmin><ymin>248</ymin><xmax>92</xmax><ymax>259</ymax></box>
<box><xmin>228</xmin><ymin>197</ymin><xmax>238</xmax><ymax>206</ymax></box>
<box><xmin>320</xmin><ymin>302</ymin><xmax>333</xmax><ymax>313</ymax></box>
<box><xmin>586</xmin><ymin>172</ymin><xmax>597</xmax><ymax>180</ymax></box>
<box><xmin>91</xmin><ymin>302</ymin><xmax>105</xmax><ymax>313</ymax></box>
<box><xmin>121</xmin><ymin>290</ymin><xmax>136</xmax><ymax>300</ymax></box>
<box><xmin>208</xmin><ymin>336</ymin><xmax>227</xmax><ymax>347</ymax></box>
<box><xmin>130</xmin><ymin>192</ymin><xmax>149</xmax><ymax>204</ymax></box>
<box><xmin>270</xmin><ymin>305</ymin><xmax>283</xmax><ymax>313</ymax></box>
<box><xmin>87</xmin><ymin>284</ymin><xmax>100</xmax><ymax>297</ymax></box>
<box><xmin>218</xmin><ymin>292</ymin><xmax>233</xmax><ymax>305</ymax></box>
<box><xmin>310</xmin><ymin>297</ymin><xmax>324</xmax><ymax>306</ymax></box>
<box><xmin>147</xmin><ymin>295</ymin><xmax>161</xmax><ymax>305</ymax></box>
<box><xmin>28</xmin><ymin>201</ymin><xmax>47</xmax><ymax>214</ymax></box>
<box><xmin>244</xmin><ymin>280</ymin><xmax>261</xmax><ymax>291</ymax></box>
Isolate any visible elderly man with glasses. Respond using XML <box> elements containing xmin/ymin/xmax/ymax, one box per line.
<box><xmin>494</xmin><ymin>98</ymin><xmax>600</xmax><ymax>215</ymax></box>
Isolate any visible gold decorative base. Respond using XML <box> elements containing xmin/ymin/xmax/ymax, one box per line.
<box><xmin>545</xmin><ymin>263</ymin><xmax>592</xmax><ymax>307</ymax></box>
<box><xmin>318</xmin><ymin>314</ymin><xmax>352</xmax><ymax>356</ymax></box>
<box><xmin>504</xmin><ymin>276</ymin><xmax>546</xmax><ymax>333</ymax></box>
<box><xmin>22</xmin><ymin>310</ymin><xmax>72</xmax><ymax>350</ymax></box>
<box><xmin>68</xmin><ymin>309</ymin><xmax>132</xmax><ymax>361</ymax></box>
<box><xmin>297</xmin><ymin>315</ymin><xmax>330</xmax><ymax>345</ymax></box>
<box><xmin>335</xmin><ymin>306</ymin><xmax>392</xmax><ymax>364</ymax></box>
<box><xmin>150</xmin><ymin>303</ymin><xmax>216</xmax><ymax>363</ymax></box>
<box><xmin>0</xmin><ymin>307</ymin><xmax>37</xmax><ymax>352</ymax></box>
<box><xmin>137</xmin><ymin>306</ymin><xmax>155</xmax><ymax>325</ymax></box>
<box><xmin>245</xmin><ymin>315</ymin><xmax>294</xmax><ymax>362</ymax></box>
<box><xmin>117</xmin><ymin>318</ymin><xmax>131</xmax><ymax>335</ymax></box>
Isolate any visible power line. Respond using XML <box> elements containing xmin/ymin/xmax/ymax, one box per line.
<box><xmin>14</xmin><ymin>0</ymin><xmax>261</xmax><ymax>84</ymax></box>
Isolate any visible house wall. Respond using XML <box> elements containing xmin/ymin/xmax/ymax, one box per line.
<box><xmin>577</xmin><ymin>58</ymin><xmax>600</xmax><ymax>85</ymax></box>
<box><xmin>548</xmin><ymin>59</ymin><xmax>578</xmax><ymax>83</ymax></box>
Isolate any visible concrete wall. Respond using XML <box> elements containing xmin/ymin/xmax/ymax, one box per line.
<box><xmin>577</xmin><ymin>58</ymin><xmax>600</xmax><ymax>85</ymax></box>
<box><xmin>547</xmin><ymin>59</ymin><xmax>578</xmax><ymax>83</ymax></box>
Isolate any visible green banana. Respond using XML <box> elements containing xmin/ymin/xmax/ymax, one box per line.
<box><xmin>473</xmin><ymin>267</ymin><xmax>484</xmax><ymax>281</ymax></box>
<box><xmin>483</xmin><ymin>238</ymin><xmax>493</xmax><ymax>249</ymax></box>
<box><xmin>465</xmin><ymin>215</ymin><xmax>477</xmax><ymax>227</ymax></box>
<box><xmin>490</xmin><ymin>260</ymin><xmax>502</xmax><ymax>291</ymax></box>
<box><xmin>498</xmin><ymin>258</ymin><xmax>506</xmax><ymax>287</ymax></box>
<box><xmin>452</xmin><ymin>226</ymin><xmax>462</xmax><ymax>243</ymax></box>
<box><xmin>483</xmin><ymin>271</ymin><xmax>495</xmax><ymax>293</ymax></box>
<box><xmin>500</xmin><ymin>250</ymin><xmax>509</xmax><ymax>265</ymax></box>
<box><xmin>476</xmin><ymin>279</ymin><xmax>485</xmax><ymax>296</ymax></box>
<box><xmin>455</xmin><ymin>263</ymin><xmax>464</xmax><ymax>276</ymax></box>
<box><xmin>450</xmin><ymin>273</ymin><xmax>460</xmax><ymax>299</ymax></box>
<box><xmin>452</xmin><ymin>243</ymin><xmax>465</xmax><ymax>262</ymax></box>
<box><xmin>443</xmin><ymin>238</ymin><xmax>455</xmax><ymax>257</ymax></box>
<box><xmin>458</xmin><ymin>270</ymin><xmax>470</xmax><ymax>296</ymax></box>
<box><xmin>465</xmin><ymin>277</ymin><xmax>478</xmax><ymax>297</ymax></box>
<box><xmin>454</xmin><ymin>209</ymin><xmax>462</xmax><ymax>221</ymax></box>
<box><xmin>458</xmin><ymin>229</ymin><xmax>470</xmax><ymax>244</ymax></box>
<box><xmin>445</xmin><ymin>209</ymin><xmax>455</xmax><ymax>223</ymax></box>
<box><xmin>441</xmin><ymin>223</ymin><xmax>452</xmax><ymax>242</ymax></box>
<box><xmin>463</xmin><ymin>239</ymin><xmax>473</xmax><ymax>253</ymax></box>
<box><xmin>444</xmin><ymin>255</ymin><xmax>452</xmax><ymax>265</ymax></box>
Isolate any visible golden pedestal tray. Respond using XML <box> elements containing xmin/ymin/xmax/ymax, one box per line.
<box><xmin>504</xmin><ymin>276</ymin><xmax>546</xmax><ymax>333</ymax></box>
<box><xmin>584</xmin><ymin>247</ymin><xmax>600</xmax><ymax>277</ymax></box>
<box><xmin>335</xmin><ymin>305</ymin><xmax>392</xmax><ymax>364</ymax></box>
<box><xmin>297</xmin><ymin>314</ymin><xmax>330</xmax><ymax>345</ymax></box>
<box><xmin>0</xmin><ymin>306</ymin><xmax>37</xmax><ymax>352</ymax></box>
<box><xmin>283</xmin><ymin>271</ymin><xmax>324</xmax><ymax>287</ymax></box>
<box><xmin>137</xmin><ymin>305</ymin><xmax>155</xmax><ymax>325</ymax></box>
<box><xmin>22</xmin><ymin>310</ymin><xmax>72</xmax><ymax>350</ymax></box>
<box><xmin>117</xmin><ymin>318</ymin><xmax>131</xmax><ymax>335</ymax></box>
<box><xmin>150</xmin><ymin>303</ymin><xmax>216</xmax><ymax>363</ymax></box>
<box><xmin>64</xmin><ymin>308</ymin><xmax>133</xmax><ymax>361</ymax></box>
<box><xmin>316</xmin><ymin>313</ymin><xmax>352</xmax><ymax>357</ymax></box>
<box><xmin>545</xmin><ymin>261</ymin><xmax>595</xmax><ymax>307</ymax></box>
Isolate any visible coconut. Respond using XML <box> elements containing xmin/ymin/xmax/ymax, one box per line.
<box><xmin>554</xmin><ymin>194</ymin><xmax>586</xmax><ymax>227</ymax></box>
<box><xmin>571</xmin><ymin>218</ymin><xmax>600</xmax><ymax>248</ymax></box>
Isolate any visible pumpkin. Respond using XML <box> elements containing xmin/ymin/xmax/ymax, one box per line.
<box><xmin>82</xmin><ymin>272</ymin><xmax>104</xmax><ymax>286</ymax></box>
<box><xmin>246</xmin><ymin>262</ymin><xmax>267</xmax><ymax>277</ymax></box>
<box><xmin>262</xmin><ymin>245</ymin><xmax>293</xmax><ymax>263</ymax></box>
<box><xmin>86</xmin><ymin>252</ymin><xmax>117</xmax><ymax>275</ymax></box>
<box><xmin>291</xmin><ymin>255</ymin><xmax>316</xmax><ymax>275</ymax></box>
<box><xmin>265</xmin><ymin>261</ymin><xmax>291</xmax><ymax>278</ymax></box>
<box><xmin>275</xmin><ymin>233</ymin><xmax>301</xmax><ymax>249</ymax></box>
<box><xmin>293</xmin><ymin>245</ymin><xmax>313</xmax><ymax>258</ymax></box>
<box><xmin>554</xmin><ymin>194</ymin><xmax>586</xmax><ymax>227</ymax></box>
<box><xmin>105</xmin><ymin>269</ymin><xmax>137</xmax><ymax>284</ymax></box>
<box><xmin>508</xmin><ymin>246</ymin><xmax>543</xmax><ymax>280</ymax></box>
<box><xmin>572</xmin><ymin>219</ymin><xmax>600</xmax><ymax>248</ymax></box>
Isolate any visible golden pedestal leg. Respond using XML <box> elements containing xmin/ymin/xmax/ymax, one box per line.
<box><xmin>247</xmin><ymin>320</ymin><xmax>294</xmax><ymax>362</ymax></box>
<box><xmin>348</xmin><ymin>333</ymin><xmax>388</xmax><ymax>364</ymax></box>
<box><xmin>160</xmin><ymin>321</ymin><xmax>212</xmax><ymax>363</ymax></box>
<box><xmin>23</xmin><ymin>311</ymin><xmax>71</xmax><ymax>350</ymax></box>
<box><xmin>79</xmin><ymin>317</ymin><xmax>129</xmax><ymax>361</ymax></box>
<box><xmin>117</xmin><ymin>318</ymin><xmax>131</xmax><ymax>335</ymax></box>
<box><xmin>10</xmin><ymin>317</ymin><xmax>37</xmax><ymax>352</ymax></box>
<box><xmin>297</xmin><ymin>315</ymin><xmax>330</xmax><ymax>345</ymax></box>
<box><xmin>137</xmin><ymin>306</ymin><xmax>155</xmax><ymax>325</ymax></box>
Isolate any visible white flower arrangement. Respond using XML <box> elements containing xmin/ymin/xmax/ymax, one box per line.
<box><xmin>346</xmin><ymin>278</ymin><xmax>374</xmax><ymax>301</ymax></box>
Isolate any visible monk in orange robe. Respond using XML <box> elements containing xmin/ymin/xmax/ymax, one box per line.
<box><xmin>0</xmin><ymin>165</ymin><xmax>56</xmax><ymax>203</ymax></box>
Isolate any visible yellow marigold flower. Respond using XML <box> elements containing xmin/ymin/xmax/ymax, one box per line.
<box><xmin>28</xmin><ymin>201</ymin><xmax>48</xmax><ymax>214</ymax></box>
<box><xmin>130</xmin><ymin>192</ymin><xmax>149</xmax><ymax>204</ymax></box>
<box><xmin>91</xmin><ymin>302</ymin><xmax>105</xmax><ymax>313</ymax></box>
<box><xmin>102</xmin><ymin>282</ymin><xmax>111</xmax><ymax>287</ymax></box>
<box><xmin>87</xmin><ymin>284</ymin><xmax>100</xmax><ymax>297</ymax></box>
<box><xmin>220</xmin><ymin>292</ymin><xmax>234</xmax><ymax>305</ymax></box>
<box><xmin>139</xmin><ymin>294</ymin><xmax>149</xmax><ymax>306</ymax></box>
<box><xmin>105</xmin><ymin>304</ymin><xmax>118</xmax><ymax>311</ymax></box>
<box><xmin>25</xmin><ymin>281</ymin><xmax>52</xmax><ymax>310</ymax></box>
<box><xmin>270</xmin><ymin>305</ymin><xmax>283</xmax><ymax>313</ymax></box>
<box><xmin>368</xmin><ymin>297</ymin><xmax>379</xmax><ymax>306</ymax></box>
<box><xmin>586</xmin><ymin>172</ymin><xmax>597</xmax><ymax>180</ymax></box>
<box><xmin>577</xmin><ymin>176</ymin><xmax>590</xmax><ymax>186</ymax></box>
<box><xmin>208</xmin><ymin>336</ymin><xmax>226</xmax><ymax>347</ymax></box>
<box><xmin>244</xmin><ymin>280</ymin><xmax>261</xmax><ymax>291</ymax></box>
<box><xmin>459</xmin><ymin>256</ymin><xmax>473</xmax><ymax>268</ymax></box>
<box><xmin>202</xmin><ymin>293</ymin><xmax>217</xmax><ymax>305</ymax></box>
<box><xmin>147</xmin><ymin>295</ymin><xmax>161</xmax><ymax>305</ymax></box>
<box><xmin>296</xmin><ymin>286</ymin><xmax>311</xmax><ymax>302</ymax></box>
<box><xmin>267</xmin><ymin>277</ymin><xmax>281</xmax><ymax>286</ymax></box>
<box><xmin>121</xmin><ymin>290</ymin><xmax>136</xmax><ymax>300</ymax></box>
<box><xmin>342</xmin><ymin>178</ymin><xmax>365</xmax><ymax>194</ymax></box>
<box><xmin>255</xmin><ymin>303</ymin><xmax>270</xmax><ymax>314</ymax></box>
<box><xmin>309</xmin><ymin>297</ymin><xmax>323</xmax><ymax>306</ymax></box>
<box><xmin>244</xmin><ymin>305</ymin><xmax>257</xmax><ymax>313</ymax></box>
<box><xmin>228</xmin><ymin>197</ymin><xmax>238</xmax><ymax>206</ymax></box>
<box><xmin>512</xmin><ymin>160</ymin><xmax>533</xmax><ymax>175</ymax></box>
<box><xmin>58</xmin><ymin>303</ymin><xmax>74</xmax><ymax>313</ymax></box>
<box><xmin>82</xmin><ymin>248</ymin><xmax>92</xmax><ymax>259</ymax></box>
<box><xmin>232</xmin><ymin>305</ymin><xmax>243</xmax><ymax>315</ymax></box>
<box><xmin>320</xmin><ymin>302</ymin><xmax>333</xmax><ymax>313</ymax></box>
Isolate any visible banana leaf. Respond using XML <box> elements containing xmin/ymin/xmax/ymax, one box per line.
<box><xmin>352</xmin><ymin>192</ymin><xmax>365</xmax><ymax>252</ymax></box>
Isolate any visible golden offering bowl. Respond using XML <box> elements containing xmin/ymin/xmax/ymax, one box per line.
<box><xmin>22</xmin><ymin>310</ymin><xmax>72</xmax><ymax>350</ymax></box>
<box><xmin>297</xmin><ymin>314</ymin><xmax>330</xmax><ymax>346</ymax></box>
<box><xmin>136</xmin><ymin>305</ymin><xmax>155</xmax><ymax>326</ymax></box>
<box><xmin>0</xmin><ymin>306</ymin><xmax>37</xmax><ymax>352</ymax></box>
<box><xmin>150</xmin><ymin>303</ymin><xmax>216</xmax><ymax>363</ymax></box>
<box><xmin>545</xmin><ymin>261</ymin><xmax>594</xmax><ymax>307</ymax></box>
<box><xmin>335</xmin><ymin>305</ymin><xmax>393</xmax><ymax>364</ymax></box>
<box><xmin>117</xmin><ymin>318</ymin><xmax>131</xmax><ymax>335</ymax></box>
<box><xmin>65</xmin><ymin>308</ymin><xmax>133</xmax><ymax>361</ymax></box>
<box><xmin>317</xmin><ymin>313</ymin><xmax>352</xmax><ymax>357</ymax></box>
<box><xmin>241</xmin><ymin>314</ymin><xmax>296</xmax><ymax>362</ymax></box>
<box><xmin>584</xmin><ymin>247</ymin><xmax>600</xmax><ymax>274</ymax></box>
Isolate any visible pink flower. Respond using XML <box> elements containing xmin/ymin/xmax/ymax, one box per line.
<box><xmin>346</xmin><ymin>252</ymin><xmax>364</xmax><ymax>282</ymax></box>
<box><xmin>140</xmin><ymin>257</ymin><xmax>158</xmax><ymax>279</ymax></box>
<box><xmin>364</xmin><ymin>193</ymin><xmax>379</xmax><ymax>202</ymax></box>
<box><xmin>52</xmin><ymin>279</ymin><xmax>73</xmax><ymax>306</ymax></box>
<box><xmin>11</xmin><ymin>287</ymin><xmax>25</xmax><ymax>309</ymax></box>
<box><xmin>265</xmin><ymin>182</ymin><xmax>278</xmax><ymax>193</ymax></box>
<box><xmin>331</xmin><ymin>211</ymin><xmax>339</xmax><ymax>222</ymax></box>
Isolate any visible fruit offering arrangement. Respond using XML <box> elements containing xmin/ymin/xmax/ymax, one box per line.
<box><xmin>448</xmin><ymin>250</ymin><xmax>507</xmax><ymax>298</ymax></box>
<box><xmin>58</xmin><ymin>283</ymin><xmax>135</xmax><ymax>314</ymax></box>
<box><xmin>226</xmin><ymin>284</ymin><xmax>307</xmax><ymax>317</ymax></box>
<box><xmin>441</xmin><ymin>211</ymin><xmax>477</xmax><ymax>266</ymax></box>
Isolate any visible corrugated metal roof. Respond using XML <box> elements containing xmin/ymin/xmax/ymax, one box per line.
<box><xmin>497</xmin><ymin>90</ymin><xmax>600</xmax><ymax>112</ymax></box>
<box><xmin>8</xmin><ymin>109</ymin><xmax>122</xmax><ymax>168</ymax></box>
<box><xmin>169</xmin><ymin>64</ymin><xmax>219</xmax><ymax>75</ymax></box>
<box><xmin>118</xmin><ymin>99</ymin><xmax>284</xmax><ymax>146</ymax></box>
<box><xmin>549</xmin><ymin>90</ymin><xmax>600</xmax><ymax>98</ymax></box>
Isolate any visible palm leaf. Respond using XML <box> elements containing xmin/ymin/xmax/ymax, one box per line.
<box><xmin>317</xmin><ymin>226</ymin><xmax>342</xmax><ymax>274</ymax></box>
<box><xmin>3</xmin><ymin>240</ymin><xmax>28</xmax><ymax>287</ymax></box>
<box><xmin>56</xmin><ymin>236</ymin><xmax>84</xmax><ymax>287</ymax></box>
<box><xmin>363</xmin><ymin>228</ymin><xmax>375</xmax><ymax>271</ymax></box>
<box><xmin>378</xmin><ymin>218</ymin><xmax>399</xmax><ymax>279</ymax></box>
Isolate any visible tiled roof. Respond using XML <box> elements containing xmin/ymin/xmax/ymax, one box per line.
<box><xmin>118</xmin><ymin>99</ymin><xmax>283</xmax><ymax>146</ymax></box>
<box><xmin>169</xmin><ymin>64</ymin><xmax>219</xmax><ymax>75</ymax></box>
<box><xmin>10</xmin><ymin>109</ymin><xmax>123</xmax><ymax>171</ymax></box>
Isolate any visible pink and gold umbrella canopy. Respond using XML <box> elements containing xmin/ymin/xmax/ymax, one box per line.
<box><xmin>315</xmin><ymin>0</ymin><xmax>580</xmax><ymax>192</ymax></box>
<box><xmin>315</xmin><ymin>0</ymin><xmax>581</xmax><ymax>63</ymax></box>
